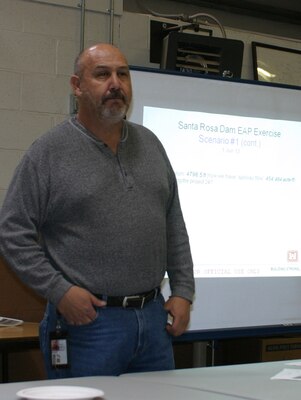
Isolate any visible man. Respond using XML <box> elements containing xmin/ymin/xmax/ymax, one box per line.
<box><xmin>0</xmin><ymin>43</ymin><xmax>194</xmax><ymax>378</ymax></box>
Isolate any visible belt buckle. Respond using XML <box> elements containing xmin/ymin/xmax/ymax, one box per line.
<box><xmin>122</xmin><ymin>295</ymin><xmax>145</xmax><ymax>309</ymax></box>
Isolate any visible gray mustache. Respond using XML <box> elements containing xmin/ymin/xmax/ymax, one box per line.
<box><xmin>104</xmin><ymin>92</ymin><xmax>125</xmax><ymax>101</ymax></box>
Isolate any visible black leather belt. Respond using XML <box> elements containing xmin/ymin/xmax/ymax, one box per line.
<box><xmin>95</xmin><ymin>288</ymin><xmax>160</xmax><ymax>309</ymax></box>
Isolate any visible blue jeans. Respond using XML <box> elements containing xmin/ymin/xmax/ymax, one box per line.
<box><xmin>39</xmin><ymin>294</ymin><xmax>175</xmax><ymax>378</ymax></box>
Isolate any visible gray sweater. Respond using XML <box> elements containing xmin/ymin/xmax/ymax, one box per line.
<box><xmin>0</xmin><ymin>117</ymin><xmax>194</xmax><ymax>305</ymax></box>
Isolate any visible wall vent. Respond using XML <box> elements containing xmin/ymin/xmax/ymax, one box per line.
<box><xmin>161</xmin><ymin>32</ymin><xmax>244</xmax><ymax>78</ymax></box>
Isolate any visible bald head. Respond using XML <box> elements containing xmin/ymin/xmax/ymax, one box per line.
<box><xmin>74</xmin><ymin>44</ymin><xmax>129</xmax><ymax>78</ymax></box>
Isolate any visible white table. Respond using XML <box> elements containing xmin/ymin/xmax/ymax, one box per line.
<box><xmin>0</xmin><ymin>375</ymin><xmax>239</xmax><ymax>400</ymax></box>
<box><xmin>124</xmin><ymin>359</ymin><xmax>301</xmax><ymax>400</ymax></box>
<box><xmin>1</xmin><ymin>360</ymin><xmax>300</xmax><ymax>400</ymax></box>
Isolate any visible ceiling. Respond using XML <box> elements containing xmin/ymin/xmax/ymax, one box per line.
<box><xmin>172</xmin><ymin>0</ymin><xmax>301</xmax><ymax>24</ymax></box>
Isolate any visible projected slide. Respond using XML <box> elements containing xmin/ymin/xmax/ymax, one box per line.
<box><xmin>143</xmin><ymin>106</ymin><xmax>301</xmax><ymax>278</ymax></box>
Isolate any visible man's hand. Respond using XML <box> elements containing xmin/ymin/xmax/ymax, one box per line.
<box><xmin>57</xmin><ymin>286</ymin><xmax>106</xmax><ymax>325</ymax></box>
<box><xmin>164</xmin><ymin>296</ymin><xmax>191</xmax><ymax>336</ymax></box>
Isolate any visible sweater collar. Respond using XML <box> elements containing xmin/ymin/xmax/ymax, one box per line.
<box><xmin>69</xmin><ymin>116</ymin><xmax>128</xmax><ymax>146</ymax></box>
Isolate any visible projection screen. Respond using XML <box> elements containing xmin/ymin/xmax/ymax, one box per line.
<box><xmin>128</xmin><ymin>67</ymin><xmax>301</xmax><ymax>337</ymax></box>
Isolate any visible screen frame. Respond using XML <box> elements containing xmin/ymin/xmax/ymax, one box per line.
<box><xmin>128</xmin><ymin>66</ymin><xmax>301</xmax><ymax>341</ymax></box>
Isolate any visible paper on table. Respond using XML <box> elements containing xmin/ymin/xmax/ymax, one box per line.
<box><xmin>0</xmin><ymin>317</ymin><xmax>23</xmax><ymax>327</ymax></box>
<box><xmin>285</xmin><ymin>361</ymin><xmax>301</xmax><ymax>366</ymax></box>
<box><xmin>271</xmin><ymin>368</ymin><xmax>301</xmax><ymax>380</ymax></box>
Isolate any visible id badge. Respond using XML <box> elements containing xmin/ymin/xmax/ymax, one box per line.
<box><xmin>50</xmin><ymin>328</ymin><xmax>69</xmax><ymax>369</ymax></box>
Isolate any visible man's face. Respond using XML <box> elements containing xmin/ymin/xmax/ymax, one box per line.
<box><xmin>75</xmin><ymin>45</ymin><xmax>132</xmax><ymax>122</ymax></box>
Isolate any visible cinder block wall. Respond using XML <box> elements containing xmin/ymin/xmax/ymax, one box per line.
<box><xmin>0</xmin><ymin>0</ymin><xmax>122</xmax><ymax>206</ymax></box>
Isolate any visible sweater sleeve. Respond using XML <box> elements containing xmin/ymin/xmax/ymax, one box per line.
<box><xmin>0</xmin><ymin>154</ymin><xmax>73</xmax><ymax>305</ymax></box>
<box><xmin>165</xmin><ymin>163</ymin><xmax>195</xmax><ymax>303</ymax></box>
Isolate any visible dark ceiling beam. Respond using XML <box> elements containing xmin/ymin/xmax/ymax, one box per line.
<box><xmin>173</xmin><ymin>0</ymin><xmax>301</xmax><ymax>25</ymax></box>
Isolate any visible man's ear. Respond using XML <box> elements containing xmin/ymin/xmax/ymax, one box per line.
<box><xmin>70</xmin><ymin>75</ymin><xmax>81</xmax><ymax>96</ymax></box>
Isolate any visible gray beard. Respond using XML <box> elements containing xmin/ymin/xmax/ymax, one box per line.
<box><xmin>98</xmin><ymin>103</ymin><xmax>127</xmax><ymax>123</ymax></box>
